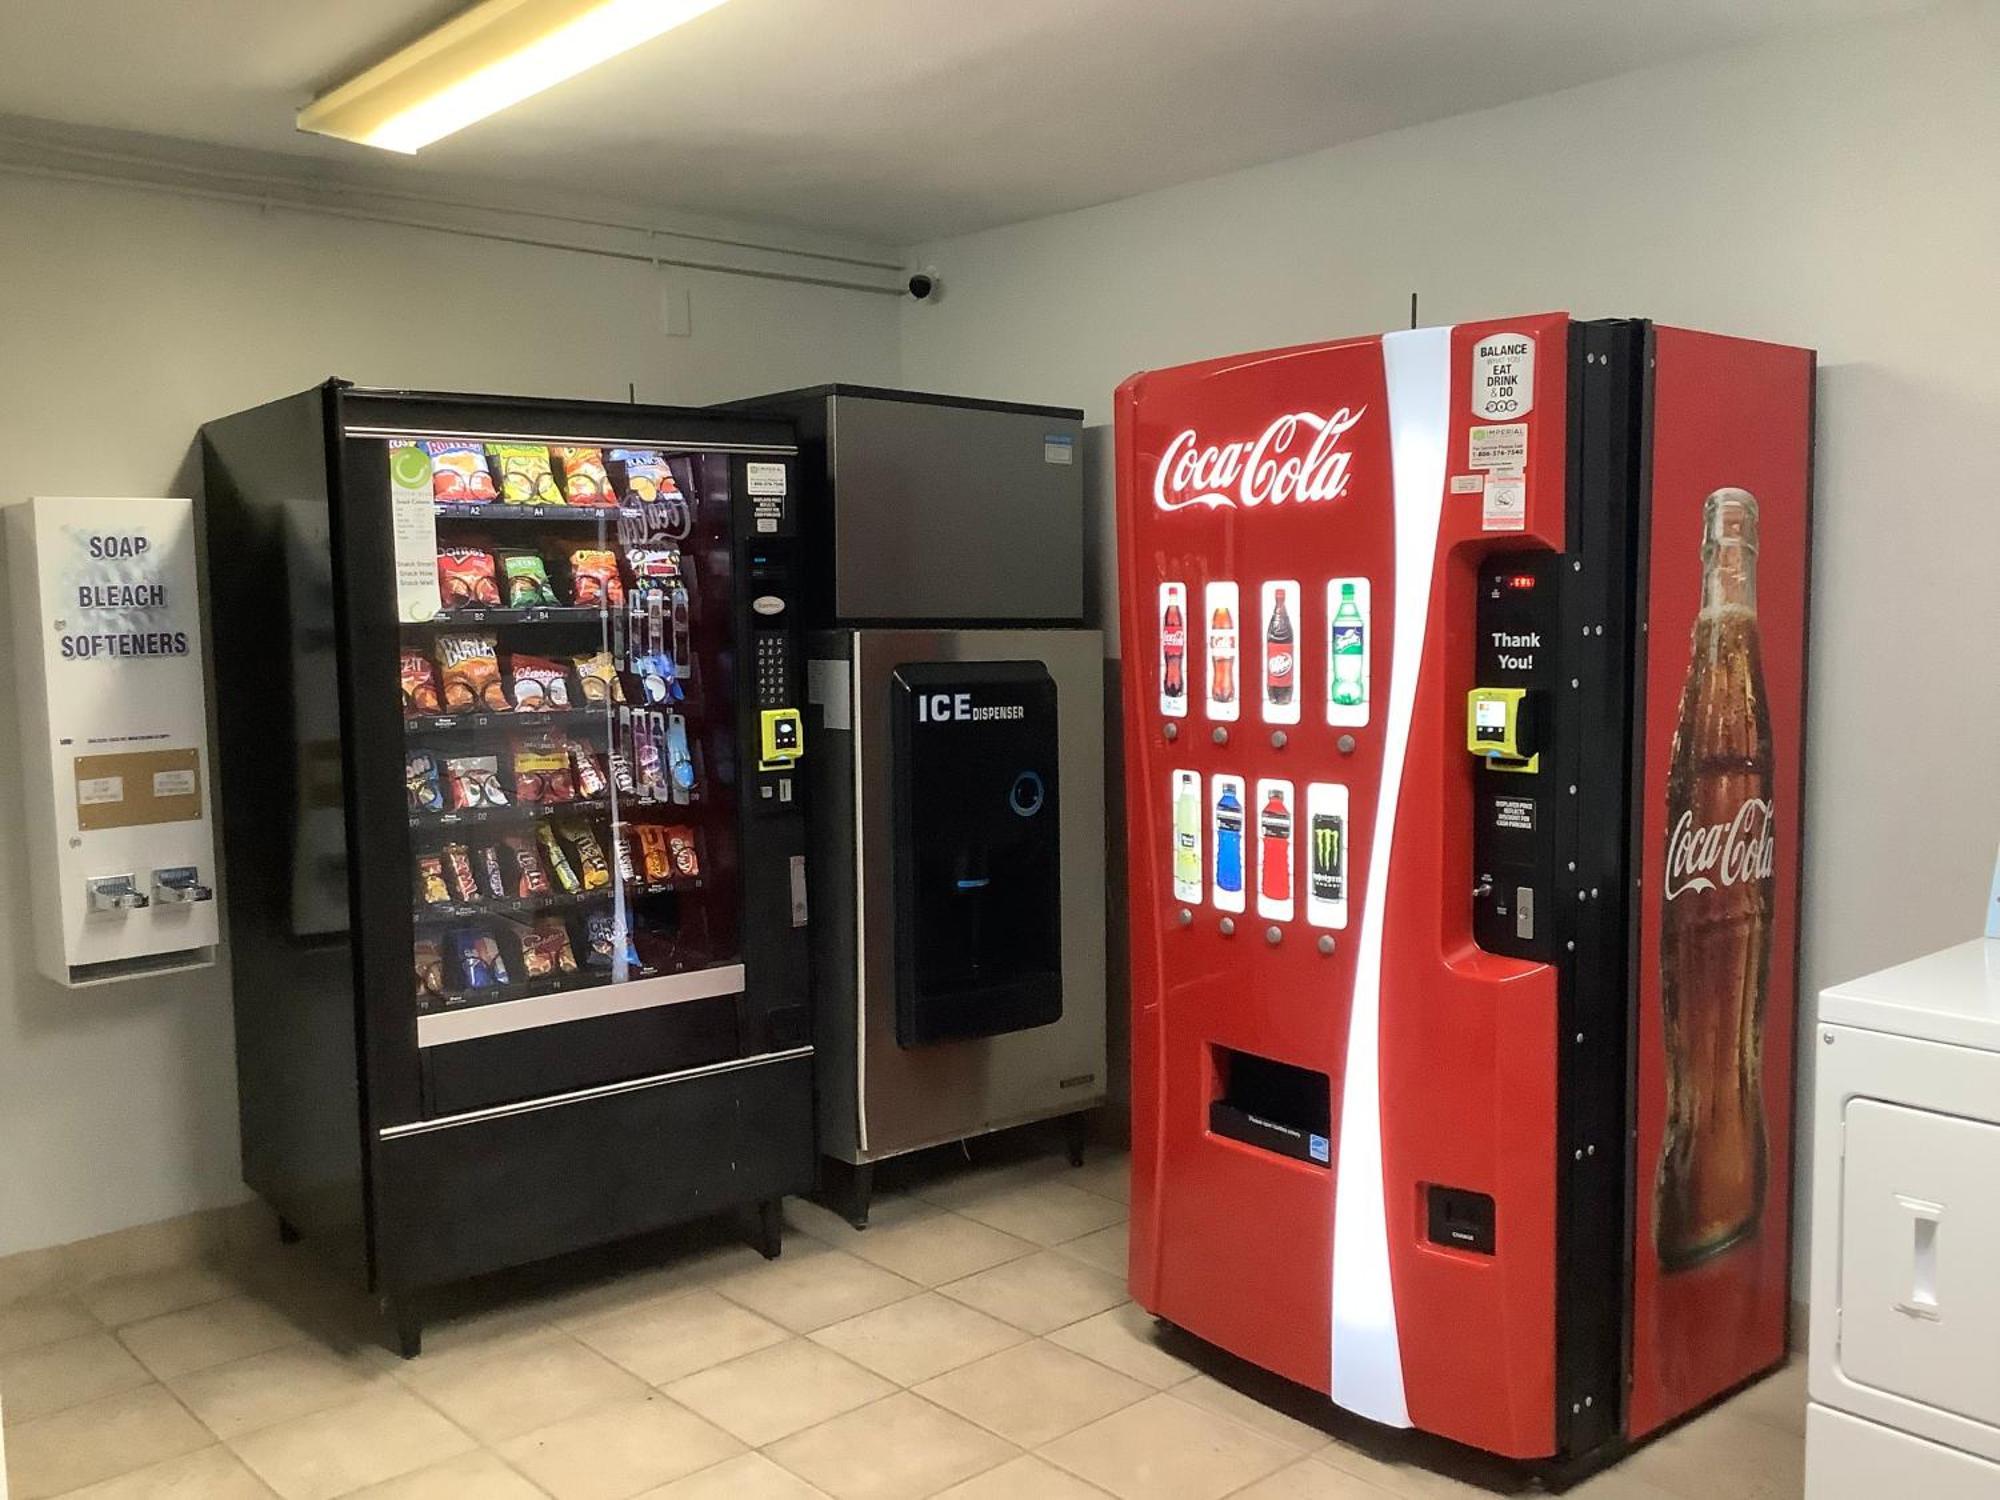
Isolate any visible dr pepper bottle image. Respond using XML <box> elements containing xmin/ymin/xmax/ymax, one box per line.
<box><xmin>1656</xmin><ymin>488</ymin><xmax>1778</xmax><ymax>1270</ymax></box>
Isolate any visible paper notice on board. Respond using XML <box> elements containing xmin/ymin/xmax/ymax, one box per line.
<box><xmin>1449</xmin><ymin>475</ymin><xmax>1485</xmax><ymax>495</ymax></box>
<box><xmin>390</xmin><ymin>442</ymin><xmax>441</xmax><ymax>624</ymax></box>
<box><xmin>1482</xmin><ymin>473</ymin><xmax>1527</xmax><ymax>532</ymax></box>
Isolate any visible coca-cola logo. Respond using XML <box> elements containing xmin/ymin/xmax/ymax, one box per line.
<box><xmin>1664</xmin><ymin>798</ymin><xmax>1776</xmax><ymax>899</ymax></box>
<box><xmin>1153</xmin><ymin>407</ymin><xmax>1366</xmax><ymax>513</ymax></box>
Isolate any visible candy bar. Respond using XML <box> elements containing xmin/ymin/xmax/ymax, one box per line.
<box><xmin>406</xmin><ymin>750</ymin><xmax>446</xmax><ymax>813</ymax></box>
<box><xmin>477</xmin><ymin>844</ymin><xmax>509</xmax><ymax>901</ymax></box>
<box><xmin>558</xmin><ymin>820</ymin><xmax>611</xmax><ymax>891</ymax></box>
<box><xmin>486</xmin><ymin>443</ymin><xmax>561</xmax><ymax>504</ymax></box>
<box><xmin>437</xmin><ymin>547</ymin><xmax>501</xmax><ymax>610</ymax></box>
<box><xmin>500</xmin><ymin>550</ymin><xmax>558</xmax><ymax>608</ymax></box>
<box><xmin>507</xmin><ymin>654</ymin><xmax>572</xmax><ymax>711</ymax></box>
<box><xmin>435</xmin><ymin>634</ymin><xmax>508</xmax><ymax>712</ymax></box>
<box><xmin>610</xmin><ymin>823</ymin><xmax>640</xmax><ymax>884</ymax></box>
<box><xmin>416</xmin><ymin>853</ymin><xmax>450</xmax><ymax>906</ymax></box>
<box><xmin>423</xmin><ymin>441</ymin><xmax>497</xmax><ymax>503</ymax></box>
<box><xmin>401</xmin><ymin>650</ymin><xmax>442</xmax><ymax>716</ymax></box>
<box><xmin>637</xmin><ymin>823</ymin><xmax>673</xmax><ymax>884</ymax></box>
<box><xmin>538</xmin><ymin>823</ymin><xmax>580</xmax><ymax>893</ymax></box>
<box><xmin>664</xmin><ymin>826</ymin><xmax>701</xmax><ymax>878</ymax></box>
<box><xmin>443</xmin><ymin>842</ymin><xmax>480</xmax><ymax>903</ymax></box>
<box><xmin>445</xmin><ymin>755</ymin><xmax>508</xmax><ymax>810</ymax></box>
<box><xmin>504</xmin><ymin>835</ymin><xmax>551</xmax><ymax>897</ymax></box>
<box><xmin>553</xmin><ymin>446</ymin><xmax>617</xmax><ymax>507</ymax></box>
<box><xmin>568</xmin><ymin>740</ymin><xmax>609</xmax><ymax>798</ymax></box>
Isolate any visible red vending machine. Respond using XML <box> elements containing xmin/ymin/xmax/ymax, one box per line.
<box><xmin>1117</xmin><ymin>314</ymin><xmax>1813</xmax><ymax>1468</ymax></box>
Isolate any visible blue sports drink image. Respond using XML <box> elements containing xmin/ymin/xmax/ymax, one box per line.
<box><xmin>1215</xmin><ymin>786</ymin><xmax>1245</xmax><ymax>893</ymax></box>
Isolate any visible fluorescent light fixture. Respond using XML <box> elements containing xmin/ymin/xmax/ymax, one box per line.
<box><xmin>299</xmin><ymin>0</ymin><xmax>731</xmax><ymax>153</ymax></box>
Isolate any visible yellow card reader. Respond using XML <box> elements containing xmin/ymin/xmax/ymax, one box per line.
<box><xmin>1466</xmin><ymin>687</ymin><xmax>1538</xmax><ymax>773</ymax></box>
<box><xmin>760</xmin><ymin>707</ymin><xmax>804</xmax><ymax>770</ymax></box>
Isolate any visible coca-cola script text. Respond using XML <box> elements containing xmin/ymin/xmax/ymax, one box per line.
<box><xmin>1153</xmin><ymin>408</ymin><xmax>1366</xmax><ymax>513</ymax></box>
<box><xmin>1663</xmin><ymin>798</ymin><xmax>1776</xmax><ymax>900</ymax></box>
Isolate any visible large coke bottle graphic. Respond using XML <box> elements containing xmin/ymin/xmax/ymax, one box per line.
<box><xmin>1656</xmin><ymin>488</ymin><xmax>1777</xmax><ymax>1271</ymax></box>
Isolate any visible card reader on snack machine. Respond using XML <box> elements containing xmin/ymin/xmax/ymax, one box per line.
<box><xmin>5</xmin><ymin>497</ymin><xmax>218</xmax><ymax>986</ymax></box>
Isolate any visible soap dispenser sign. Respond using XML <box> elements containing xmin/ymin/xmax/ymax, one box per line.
<box><xmin>5</xmin><ymin>496</ymin><xmax>219</xmax><ymax>986</ymax></box>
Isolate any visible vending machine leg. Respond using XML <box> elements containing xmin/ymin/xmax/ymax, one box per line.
<box><xmin>754</xmin><ymin>1199</ymin><xmax>784</xmax><ymax>1261</ymax></box>
<box><xmin>820</xmin><ymin>1159</ymin><xmax>875</xmax><ymax>1230</ymax></box>
<box><xmin>276</xmin><ymin>1216</ymin><xmax>302</xmax><ymax>1246</ymax></box>
<box><xmin>383</xmin><ymin>1297</ymin><xmax>423</xmax><ymax>1360</ymax></box>
<box><xmin>1063</xmin><ymin>1112</ymin><xmax>1090</xmax><ymax>1169</ymax></box>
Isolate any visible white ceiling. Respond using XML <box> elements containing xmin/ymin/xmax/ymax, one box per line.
<box><xmin>0</xmin><ymin>0</ymin><xmax>1929</xmax><ymax>245</ymax></box>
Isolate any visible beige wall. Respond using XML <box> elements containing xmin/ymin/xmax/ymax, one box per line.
<box><xmin>897</xmin><ymin>0</ymin><xmax>2000</xmax><ymax>1285</ymax></box>
<box><xmin>0</xmin><ymin>172</ymin><xmax>901</xmax><ymax>1257</ymax></box>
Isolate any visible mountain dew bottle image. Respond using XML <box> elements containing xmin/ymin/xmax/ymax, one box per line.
<box><xmin>1331</xmin><ymin>583</ymin><xmax>1366</xmax><ymax>707</ymax></box>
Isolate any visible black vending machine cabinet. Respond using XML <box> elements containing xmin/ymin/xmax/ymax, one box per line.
<box><xmin>201</xmin><ymin>384</ymin><xmax>812</xmax><ymax>1354</ymax></box>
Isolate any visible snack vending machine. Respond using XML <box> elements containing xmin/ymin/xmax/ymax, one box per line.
<box><xmin>202</xmin><ymin>384</ymin><xmax>810</xmax><ymax>1354</ymax></box>
<box><xmin>1118</xmin><ymin>315</ymin><xmax>1813</xmax><ymax>1469</ymax></box>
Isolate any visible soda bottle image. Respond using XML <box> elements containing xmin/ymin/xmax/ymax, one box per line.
<box><xmin>1214</xmin><ymin>785</ymin><xmax>1244</xmax><ymax>894</ymax></box>
<box><xmin>1309</xmin><ymin>812</ymin><xmax>1344</xmax><ymax>902</ymax></box>
<box><xmin>1265</xmin><ymin>591</ymin><xmax>1295</xmax><ymax>706</ymax></box>
<box><xmin>1172</xmin><ymin>772</ymin><xmax>1201</xmax><ymax>902</ymax></box>
<box><xmin>1331</xmin><ymin>583</ymin><xmax>1365</xmax><ymax>707</ymax></box>
<box><xmin>1161</xmin><ymin>600</ymin><xmax>1186</xmax><ymax>705</ymax></box>
<box><xmin>1258</xmin><ymin>788</ymin><xmax>1292</xmax><ymax>902</ymax></box>
<box><xmin>1655</xmin><ymin>488</ymin><xmax>1777</xmax><ymax>1271</ymax></box>
<box><xmin>1209</xmin><ymin>606</ymin><xmax>1237</xmax><ymax>705</ymax></box>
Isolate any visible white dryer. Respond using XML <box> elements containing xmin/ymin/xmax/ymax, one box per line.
<box><xmin>1807</xmin><ymin>940</ymin><xmax>2000</xmax><ymax>1496</ymax></box>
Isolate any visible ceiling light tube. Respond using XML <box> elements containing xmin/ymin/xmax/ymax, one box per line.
<box><xmin>299</xmin><ymin>0</ymin><xmax>731</xmax><ymax>154</ymax></box>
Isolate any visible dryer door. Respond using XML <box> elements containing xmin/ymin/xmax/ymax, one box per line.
<box><xmin>1840</xmin><ymin>1097</ymin><xmax>2000</xmax><ymax>1429</ymax></box>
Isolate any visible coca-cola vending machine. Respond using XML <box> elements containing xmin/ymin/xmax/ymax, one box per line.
<box><xmin>1118</xmin><ymin>314</ymin><xmax>1812</xmax><ymax>1470</ymax></box>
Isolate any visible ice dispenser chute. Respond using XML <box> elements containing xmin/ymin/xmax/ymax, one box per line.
<box><xmin>888</xmin><ymin>660</ymin><xmax>1064</xmax><ymax>1047</ymax></box>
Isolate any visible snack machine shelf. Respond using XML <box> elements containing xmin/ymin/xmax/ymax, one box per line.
<box><xmin>415</xmin><ymin>877</ymin><xmax>705</xmax><ymax>921</ymax></box>
<box><xmin>435</xmin><ymin>504</ymin><xmax>641</xmax><ymax>524</ymax></box>
<box><xmin>415</xmin><ymin>606</ymin><xmax>608</xmax><ymax>628</ymax></box>
<box><xmin>418</xmin><ymin>954</ymin><xmax>734</xmax><ymax>1015</ymax></box>
<box><xmin>405</xmin><ymin>708</ymin><xmax>612</xmax><ymax>736</ymax></box>
<box><xmin>410</xmin><ymin>797</ymin><xmax>611</xmax><ymax>830</ymax></box>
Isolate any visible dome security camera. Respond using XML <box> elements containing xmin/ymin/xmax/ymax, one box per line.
<box><xmin>906</xmin><ymin>269</ymin><xmax>941</xmax><ymax>301</ymax></box>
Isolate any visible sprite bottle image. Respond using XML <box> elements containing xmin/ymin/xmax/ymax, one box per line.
<box><xmin>1331</xmin><ymin>583</ymin><xmax>1366</xmax><ymax>707</ymax></box>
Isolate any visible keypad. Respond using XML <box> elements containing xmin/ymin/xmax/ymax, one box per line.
<box><xmin>755</xmin><ymin>632</ymin><xmax>789</xmax><ymax>707</ymax></box>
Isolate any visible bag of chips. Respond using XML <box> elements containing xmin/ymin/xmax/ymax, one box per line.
<box><xmin>582</xmin><ymin>909</ymin><xmax>637</xmax><ymax>970</ymax></box>
<box><xmin>516</xmin><ymin>916</ymin><xmax>578</xmax><ymax>978</ymax></box>
<box><xmin>401</xmin><ymin>650</ymin><xmax>442</xmax><ymax>716</ymax></box>
<box><xmin>477</xmin><ymin>845</ymin><xmax>509</xmax><ymax>902</ymax></box>
<box><xmin>423</xmin><ymin>441</ymin><xmax>498</xmax><ymax>503</ymax></box>
<box><xmin>507</xmin><ymin>654</ymin><xmax>571</xmax><ymax>711</ymax></box>
<box><xmin>435</xmin><ymin>634</ymin><xmax>508</xmax><ymax>712</ymax></box>
<box><xmin>553</xmin><ymin>446</ymin><xmax>618</xmax><ymax>507</ymax></box>
<box><xmin>488</xmin><ymin>443</ymin><xmax>561</xmax><ymax>505</ymax></box>
<box><xmin>414</xmin><ymin>937</ymin><xmax>445</xmax><ymax>998</ymax></box>
<box><xmin>445</xmin><ymin>756</ymin><xmax>508</xmax><ymax>810</ymax></box>
<box><xmin>442</xmin><ymin>842</ymin><xmax>481</xmax><ymax>903</ymax></box>
<box><xmin>511</xmin><ymin>737</ymin><xmax>574</xmax><ymax>805</ymax></box>
<box><xmin>568</xmin><ymin>549</ymin><xmax>625</xmax><ymax>608</ymax></box>
<box><xmin>503</xmin><ymin>835</ymin><xmax>551</xmax><ymax>897</ymax></box>
<box><xmin>664</xmin><ymin>825</ymin><xmax>701</xmax><ymax>878</ymax></box>
<box><xmin>416</xmin><ymin>853</ymin><xmax>450</xmax><ymax>906</ymax></box>
<box><xmin>572</xmin><ymin>651</ymin><xmax>624</xmax><ymax>706</ymax></box>
<box><xmin>637</xmin><ymin>824</ymin><xmax>673</xmax><ymax>884</ymax></box>
<box><xmin>609</xmin><ymin>449</ymin><xmax>680</xmax><ymax>505</ymax></box>
<box><xmin>452</xmin><ymin>929</ymin><xmax>509</xmax><ymax>988</ymax></box>
<box><xmin>538</xmin><ymin>823</ymin><xmax>580</xmax><ymax>893</ymax></box>
<box><xmin>500</xmin><ymin>550</ymin><xmax>558</xmax><ymax>608</ymax></box>
<box><xmin>437</xmin><ymin>547</ymin><xmax>501</xmax><ymax>610</ymax></box>
<box><xmin>558</xmin><ymin>820</ymin><xmax>612</xmax><ymax>891</ymax></box>
<box><xmin>406</xmin><ymin>750</ymin><xmax>446</xmax><ymax>813</ymax></box>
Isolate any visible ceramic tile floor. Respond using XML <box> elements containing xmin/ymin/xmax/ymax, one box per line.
<box><xmin>0</xmin><ymin>1144</ymin><xmax>1806</xmax><ymax>1500</ymax></box>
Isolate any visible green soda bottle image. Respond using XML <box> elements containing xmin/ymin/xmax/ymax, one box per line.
<box><xmin>1331</xmin><ymin>583</ymin><xmax>1366</xmax><ymax>707</ymax></box>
